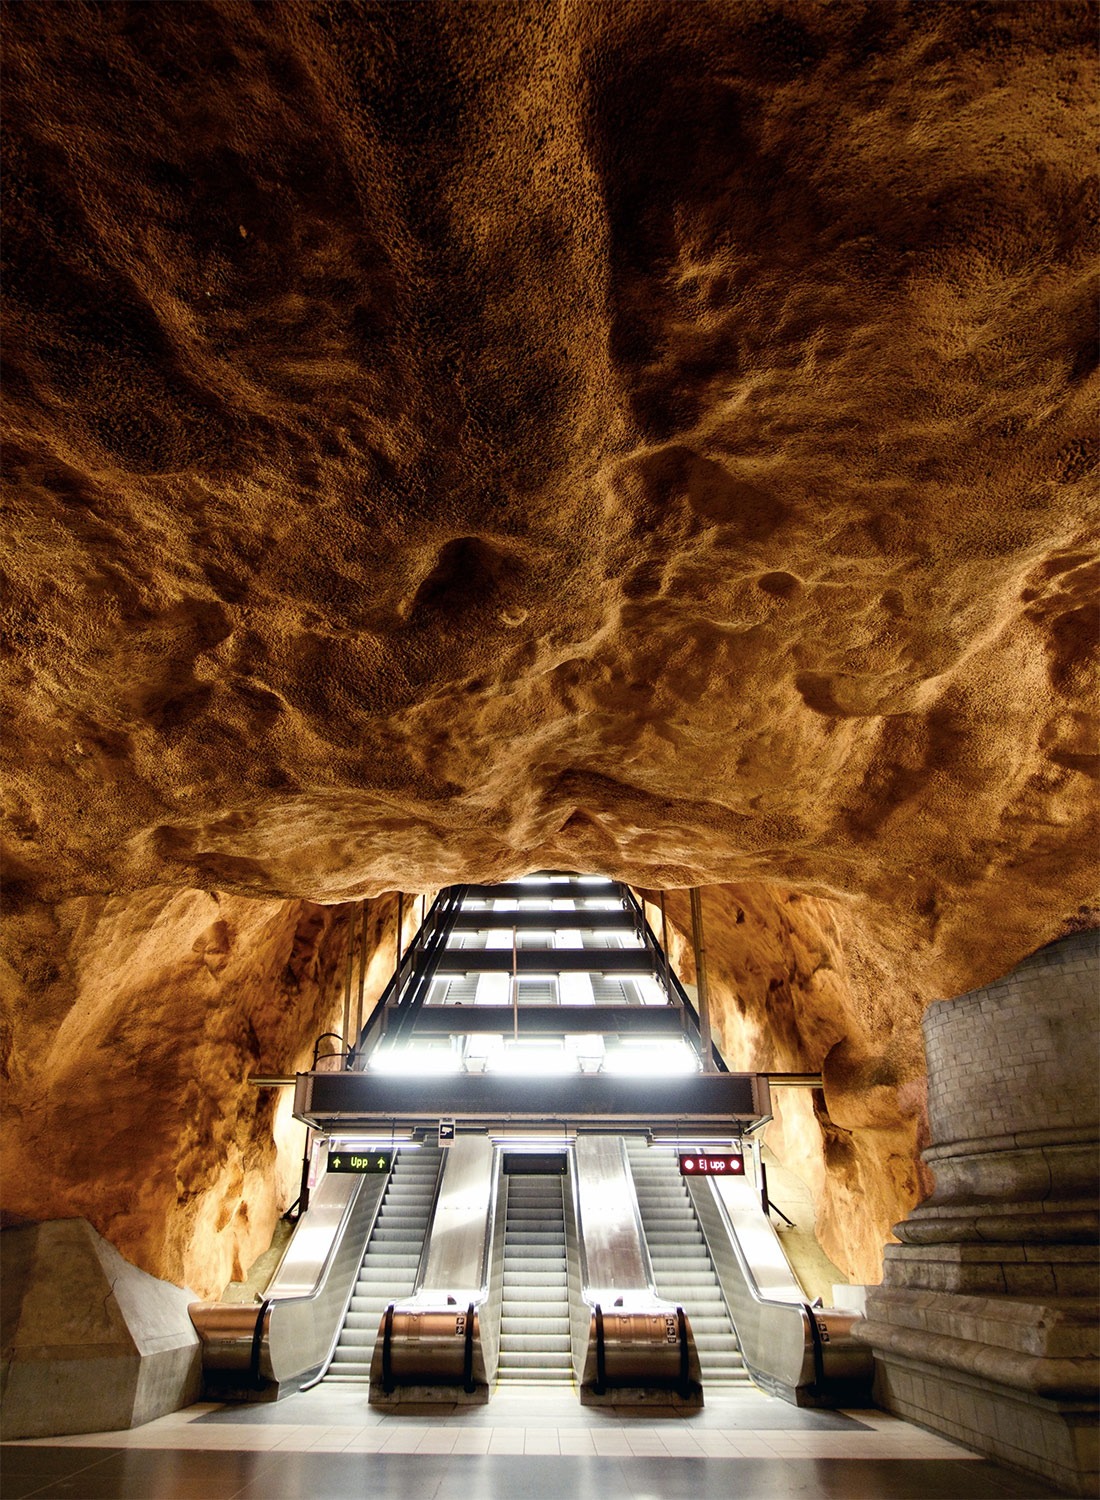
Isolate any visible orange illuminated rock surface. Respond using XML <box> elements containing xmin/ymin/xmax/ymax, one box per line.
<box><xmin>2</xmin><ymin>2</ymin><xmax>1097</xmax><ymax>1294</ymax></box>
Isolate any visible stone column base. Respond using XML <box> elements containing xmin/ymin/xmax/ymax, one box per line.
<box><xmin>857</xmin><ymin>932</ymin><xmax>1100</xmax><ymax>1498</ymax></box>
<box><xmin>870</xmin><ymin>1342</ymin><xmax>1098</xmax><ymax>1497</ymax></box>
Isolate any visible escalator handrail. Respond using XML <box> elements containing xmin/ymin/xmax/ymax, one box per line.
<box><xmin>565</xmin><ymin>1145</ymin><xmax>593</xmax><ymax>1301</ymax></box>
<box><xmin>462</xmin><ymin>1300</ymin><xmax>476</xmax><ymax>1393</ymax></box>
<box><xmin>265</xmin><ymin>1173</ymin><xmax>368</xmax><ymax>1307</ymax></box>
<box><xmin>249</xmin><ymin>1298</ymin><xmax>272</xmax><ymax>1389</ymax></box>
<box><xmin>620</xmin><ymin>888</ymin><xmax>729</xmax><ymax>1073</ymax></box>
<box><xmin>410</xmin><ymin>1148</ymin><xmax>453</xmax><ymax>1295</ymax></box>
<box><xmin>350</xmin><ymin>888</ymin><xmax>460</xmax><ymax>1064</ymax></box>
<box><xmin>295</xmin><ymin>1171</ymin><xmax>392</xmax><ymax>1390</ymax></box>
<box><xmin>691</xmin><ymin>1171</ymin><xmax>818</xmax><ymax>1384</ymax></box>
<box><xmin>474</xmin><ymin>1145</ymin><xmax>503</xmax><ymax>1307</ymax></box>
<box><xmin>381</xmin><ymin>1302</ymin><xmax>396</xmax><ymax>1394</ymax></box>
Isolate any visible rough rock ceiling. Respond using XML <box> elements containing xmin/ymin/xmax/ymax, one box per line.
<box><xmin>3</xmin><ymin>1</ymin><xmax>1098</xmax><ymax>991</ymax></box>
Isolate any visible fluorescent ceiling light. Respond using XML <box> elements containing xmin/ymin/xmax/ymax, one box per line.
<box><xmin>330</xmin><ymin>1137</ymin><xmax>421</xmax><ymax>1150</ymax></box>
<box><xmin>487</xmin><ymin>1043</ymin><xmax>574</xmax><ymax>1076</ymax></box>
<box><xmin>369</xmin><ymin>1046</ymin><xmax>462</xmax><ymax>1075</ymax></box>
<box><xmin>603</xmin><ymin>1039</ymin><xmax>698</xmax><ymax>1076</ymax></box>
<box><xmin>648</xmin><ymin>1134</ymin><xmax>743</xmax><ymax>1148</ymax></box>
<box><xmin>490</xmin><ymin>1132</ymin><xmax>576</xmax><ymax>1146</ymax></box>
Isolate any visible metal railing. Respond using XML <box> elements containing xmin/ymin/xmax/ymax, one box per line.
<box><xmin>686</xmin><ymin>1169</ymin><xmax>873</xmax><ymax>1406</ymax></box>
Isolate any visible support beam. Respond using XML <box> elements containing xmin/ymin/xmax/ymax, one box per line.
<box><xmin>689</xmin><ymin>888</ymin><xmax>715</xmax><ymax>1072</ymax></box>
<box><xmin>407</xmin><ymin>1006</ymin><xmax>685</xmax><ymax>1036</ymax></box>
<box><xmin>295</xmin><ymin>1069</ymin><xmax>771</xmax><ymax>1133</ymax></box>
<box><xmin>433</xmin><ymin>949</ymin><xmax>651</xmax><ymax>975</ymax></box>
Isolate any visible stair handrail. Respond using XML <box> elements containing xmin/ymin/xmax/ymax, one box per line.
<box><xmin>620</xmin><ymin>887</ymin><xmax>729</xmax><ymax>1072</ymax></box>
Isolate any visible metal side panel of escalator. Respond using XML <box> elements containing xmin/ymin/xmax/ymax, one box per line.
<box><xmin>189</xmin><ymin>1153</ymin><xmax>405</xmax><ymax>1400</ymax></box>
<box><xmin>567</xmin><ymin>1135</ymin><xmax>702</xmax><ymax>1406</ymax></box>
<box><xmin>682</xmin><ymin>1153</ymin><xmax>875</xmax><ymax>1407</ymax></box>
<box><xmin>368</xmin><ymin>1137</ymin><xmax>504</xmax><ymax>1404</ymax></box>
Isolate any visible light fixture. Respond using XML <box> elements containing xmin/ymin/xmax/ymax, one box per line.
<box><xmin>489</xmin><ymin>1131</ymin><xmax>576</xmax><ymax>1147</ymax></box>
<box><xmin>463</xmin><ymin>1034</ymin><xmax>504</xmax><ymax>1073</ymax></box>
<box><xmin>330</xmin><ymin>1136</ymin><xmax>422</xmax><ymax>1150</ymax></box>
<box><xmin>487</xmin><ymin>1040</ymin><xmax>574</xmax><ymax>1075</ymax></box>
<box><xmin>648</xmin><ymin>1134</ymin><xmax>743</xmax><ymax>1148</ymax></box>
<box><xmin>603</xmin><ymin>1038</ymin><xmax>698</xmax><ymax>1076</ymax></box>
<box><xmin>368</xmin><ymin>1043</ymin><xmax>462</xmax><ymax>1075</ymax></box>
<box><xmin>575</xmin><ymin>1034</ymin><xmax>605</xmax><ymax>1075</ymax></box>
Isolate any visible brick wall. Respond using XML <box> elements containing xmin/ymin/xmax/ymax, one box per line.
<box><xmin>922</xmin><ymin>930</ymin><xmax>1099</xmax><ymax>1147</ymax></box>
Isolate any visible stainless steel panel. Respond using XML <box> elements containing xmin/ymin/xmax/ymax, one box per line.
<box><xmin>686</xmin><ymin>1169</ymin><xmax>872</xmax><ymax>1404</ymax></box>
<box><xmin>266</xmin><ymin>1172</ymin><xmax>362</xmax><ymax>1298</ymax></box>
<box><xmin>570</xmin><ymin>1138</ymin><xmax>702</xmax><ymax>1403</ymax></box>
<box><xmin>267</xmin><ymin>1169</ymin><xmax>390</xmax><ymax>1387</ymax></box>
<box><xmin>190</xmin><ymin>1164</ymin><xmax>390</xmax><ymax>1394</ymax></box>
<box><xmin>417</xmin><ymin>1137</ymin><xmax>496</xmax><ymax>1297</ymax></box>
<box><xmin>370</xmin><ymin>1141</ymin><xmax>503</xmax><ymax>1401</ymax></box>
<box><xmin>687</xmin><ymin>1171</ymin><xmax>815</xmax><ymax>1394</ymax></box>
<box><xmin>712</xmin><ymin>1173</ymin><xmax>805</xmax><ymax>1305</ymax></box>
<box><xmin>573</xmin><ymin>1136</ymin><xmax>652</xmax><ymax>1295</ymax></box>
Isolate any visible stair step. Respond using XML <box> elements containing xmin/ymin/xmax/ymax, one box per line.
<box><xmin>628</xmin><ymin>1147</ymin><xmax>742</xmax><ymax>1373</ymax></box>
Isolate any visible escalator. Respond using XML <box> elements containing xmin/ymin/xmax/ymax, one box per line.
<box><xmin>325</xmin><ymin>1146</ymin><xmax>442</xmax><ymax>1382</ymax></box>
<box><xmin>625</xmin><ymin>1139</ymin><xmax>748</xmax><ymax>1385</ymax></box>
<box><xmin>191</xmin><ymin>873</ymin><xmax>870</xmax><ymax>1407</ymax></box>
<box><xmin>497</xmin><ymin>1171</ymin><xmax>572</xmax><ymax>1384</ymax></box>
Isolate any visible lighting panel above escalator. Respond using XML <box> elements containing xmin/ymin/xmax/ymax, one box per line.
<box><xmin>366</xmin><ymin>1033</ymin><xmax>701</xmax><ymax>1077</ymax></box>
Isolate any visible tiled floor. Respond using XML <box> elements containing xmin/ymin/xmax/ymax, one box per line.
<box><xmin>2</xmin><ymin>1384</ymin><xmax>1069</xmax><ymax>1498</ymax></box>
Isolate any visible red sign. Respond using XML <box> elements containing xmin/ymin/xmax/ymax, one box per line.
<box><xmin>679</xmin><ymin>1152</ymin><xmax>744</xmax><ymax>1177</ymax></box>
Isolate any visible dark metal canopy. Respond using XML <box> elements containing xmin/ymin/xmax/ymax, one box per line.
<box><xmin>408</xmin><ymin>1005</ymin><xmax>685</xmax><ymax>1036</ymax></box>
<box><xmin>433</xmin><ymin>949</ymin><xmax>653</xmax><ymax>975</ymax></box>
<box><xmin>295</xmin><ymin>1070</ymin><xmax>771</xmax><ymax>1133</ymax></box>
<box><xmin>450</xmin><ymin>909</ymin><xmax>636</xmax><ymax>932</ymax></box>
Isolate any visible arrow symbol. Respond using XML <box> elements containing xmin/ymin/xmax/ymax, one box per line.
<box><xmin>332</xmin><ymin>1156</ymin><xmax>342</xmax><ymax>1170</ymax></box>
<box><xmin>376</xmin><ymin>1156</ymin><xmax>386</xmax><ymax>1169</ymax></box>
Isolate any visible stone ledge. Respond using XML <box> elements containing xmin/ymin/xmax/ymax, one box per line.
<box><xmin>861</xmin><ymin>1287</ymin><xmax>1099</xmax><ymax>1359</ymax></box>
<box><xmin>896</xmin><ymin>1206</ymin><xmax>1098</xmax><ymax>1245</ymax></box>
<box><xmin>858</xmin><ymin>1312</ymin><xmax>1099</xmax><ymax>1399</ymax></box>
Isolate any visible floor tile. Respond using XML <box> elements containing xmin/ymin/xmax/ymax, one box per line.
<box><xmin>2</xmin><ymin>1382</ymin><xmax>1075</xmax><ymax>1500</ymax></box>
<box><xmin>523</xmin><ymin>1430</ymin><xmax>561</xmax><ymax>1454</ymax></box>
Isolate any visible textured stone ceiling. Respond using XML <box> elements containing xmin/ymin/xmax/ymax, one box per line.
<box><xmin>3</xmin><ymin>0</ymin><xmax>1098</xmax><ymax>993</ymax></box>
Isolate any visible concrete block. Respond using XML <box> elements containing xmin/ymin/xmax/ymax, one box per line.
<box><xmin>0</xmin><ymin>1218</ymin><xmax>201</xmax><ymax>1439</ymax></box>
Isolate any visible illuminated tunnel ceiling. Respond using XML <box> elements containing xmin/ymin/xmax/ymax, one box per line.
<box><xmin>2</xmin><ymin>0</ymin><xmax>1097</xmax><ymax>991</ymax></box>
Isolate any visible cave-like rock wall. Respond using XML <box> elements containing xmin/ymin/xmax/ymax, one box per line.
<box><xmin>647</xmin><ymin>885</ymin><xmax>935</xmax><ymax>1282</ymax></box>
<box><xmin>1</xmin><ymin>889</ymin><xmax>412</xmax><ymax>1298</ymax></box>
<box><xmin>2</xmin><ymin>3</ymin><xmax>1097</xmax><ymax>1294</ymax></box>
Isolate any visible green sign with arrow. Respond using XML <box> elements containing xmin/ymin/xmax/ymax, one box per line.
<box><xmin>327</xmin><ymin>1150</ymin><xmax>394</xmax><ymax>1174</ymax></box>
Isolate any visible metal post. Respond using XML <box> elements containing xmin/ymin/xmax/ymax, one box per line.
<box><xmin>341</xmin><ymin>906</ymin><xmax>355</xmax><ymax>1058</ymax></box>
<box><xmin>659</xmin><ymin>890</ymin><xmax>682</xmax><ymax>1031</ymax></box>
<box><xmin>355</xmin><ymin>899</ymin><xmax>369</xmax><ymax>1046</ymax></box>
<box><xmin>387</xmin><ymin>893</ymin><xmax>404</xmax><ymax>1036</ymax></box>
<box><xmin>512</xmin><ymin>925</ymin><xmax>519</xmax><ymax>1041</ymax></box>
<box><xmin>689</xmin><ymin>887</ymin><xmax>715</xmax><ymax>1072</ymax></box>
<box><xmin>296</xmin><ymin>1123</ymin><xmax>313</xmax><ymax>1219</ymax></box>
